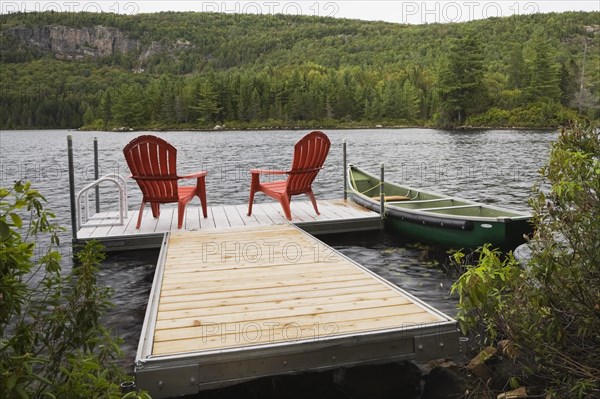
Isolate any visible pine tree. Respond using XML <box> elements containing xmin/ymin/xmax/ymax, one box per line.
<box><xmin>437</xmin><ymin>33</ymin><xmax>488</xmax><ymax>125</ymax></box>
<box><xmin>191</xmin><ymin>81</ymin><xmax>222</xmax><ymax>124</ymax></box>
<box><xmin>523</xmin><ymin>29</ymin><xmax>562</xmax><ymax>102</ymax></box>
<box><xmin>111</xmin><ymin>84</ymin><xmax>145</xmax><ymax>127</ymax></box>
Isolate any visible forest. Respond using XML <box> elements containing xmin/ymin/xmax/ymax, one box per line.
<box><xmin>0</xmin><ymin>11</ymin><xmax>598</xmax><ymax>130</ymax></box>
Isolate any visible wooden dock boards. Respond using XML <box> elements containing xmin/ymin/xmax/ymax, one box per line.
<box><xmin>135</xmin><ymin>224</ymin><xmax>459</xmax><ymax>398</ymax></box>
<box><xmin>76</xmin><ymin>200</ymin><xmax>380</xmax><ymax>251</ymax></box>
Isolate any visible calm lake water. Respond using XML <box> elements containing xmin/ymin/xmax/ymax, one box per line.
<box><xmin>0</xmin><ymin>128</ymin><xmax>556</xmax><ymax>367</ymax></box>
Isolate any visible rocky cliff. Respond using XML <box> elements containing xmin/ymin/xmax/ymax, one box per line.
<box><xmin>5</xmin><ymin>25</ymin><xmax>140</xmax><ymax>60</ymax></box>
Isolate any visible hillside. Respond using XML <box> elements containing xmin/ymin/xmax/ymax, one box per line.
<box><xmin>0</xmin><ymin>11</ymin><xmax>598</xmax><ymax>129</ymax></box>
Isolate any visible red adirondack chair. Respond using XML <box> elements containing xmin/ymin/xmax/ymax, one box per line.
<box><xmin>247</xmin><ymin>131</ymin><xmax>331</xmax><ymax>221</ymax></box>
<box><xmin>123</xmin><ymin>135</ymin><xmax>208</xmax><ymax>229</ymax></box>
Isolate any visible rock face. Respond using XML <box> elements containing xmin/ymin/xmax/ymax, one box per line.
<box><xmin>5</xmin><ymin>25</ymin><xmax>139</xmax><ymax>59</ymax></box>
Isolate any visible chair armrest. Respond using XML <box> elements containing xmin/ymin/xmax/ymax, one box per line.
<box><xmin>180</xmin><ymin>171</ymin><xmax>208</xmax><ymax>179</ymax></box>
<box><xmin>250</xmin><ymin>169</ymin><xmax>288</xmax><ymax>175</ymax></box>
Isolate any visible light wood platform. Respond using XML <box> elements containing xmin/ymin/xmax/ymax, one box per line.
<box><xmin>76</xmin><ymin>199</ymin><xmax>380</xmax><ymax>251</ymax></box>
<box><xmin>135</xmin><ymin>224</ymin><xmax>459</xmax><ymax>398</ymax></box>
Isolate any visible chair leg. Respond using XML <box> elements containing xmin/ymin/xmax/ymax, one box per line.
<box><xmin>307</xmin><ymin>190</ymin><xmax>320</xmax><ymax>215</ymax></box>
<box><xmin>279</xmin><ymin>195</ymin><xmax>292</xmax><ymax>221</ymax></box>
<box><xmin>177</xmin><ymin>200</ymin><xmax>186</xmax><ymax>229</ymax></box>
<box><xmin>136</xmin><ymin>202</ymin><xmax>146</xmax><ymax>229</ymax></box>
<box><xmin>150</xmin><ymin>202</ymin><xmax>160</xmax><ymax>218</ymax></box>
<box><xmin>247</xmin><ymin>188</ymin><xmax>256</xmax><ymax>216</ymax></box>
<box><xmin>247</xmin><ymin>174</ymin><xmax>259</xmax><ymax>216</ymax></box>
<box><xmin>197</xmin><ymin>176</ymin><xmax>208</xmax><ymax>218</ymax></box>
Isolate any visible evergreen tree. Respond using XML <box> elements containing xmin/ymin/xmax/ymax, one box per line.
<box><xmin>98</xmin><ymin>89</ymin><xmax>113</xmax><ymax>126</ymax></box>
<box><xmin>111</xmin><ymin>84</ymin><xmax>145</xmax><ymax>127</ymax></box>
<box><xmin>191</xmin><ymin>81</ymin><xmax>222</xmax><ymax>124</ymax></box>
<box><xmin>523</xmin><ymin>29</ymin><xmax>562</xmax><ymax>102</ymax></box>
<box><xmin>437</xmin><ymin>33</ymin><xmax>488</xmax><ymax>125</ymax></box>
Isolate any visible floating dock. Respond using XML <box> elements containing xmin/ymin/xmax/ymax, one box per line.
<box><xmin>135</xmin><ymin>224</ymin><xmax>459</xmax><ymax>398</ymax></box>
<box><xmin>75</xmin><ymin>199</ymin><xmax>380</xmax><ymax>251</ymax></box>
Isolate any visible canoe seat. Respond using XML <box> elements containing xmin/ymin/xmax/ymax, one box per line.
<box><xmin>371</xmin><ymin>195</ymin><xmax>411</xmax><ymax>201</ymax></box>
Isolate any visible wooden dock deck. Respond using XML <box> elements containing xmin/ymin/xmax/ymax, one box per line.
<box><xmin>75</xmin><ymin>199</ymin><xmax>380</xmax><ymax>251</ymax></box>
<box><xmin>135</xmin><ymin>224</ymin><xmax>459</xmax><ymax>398</ymax></box>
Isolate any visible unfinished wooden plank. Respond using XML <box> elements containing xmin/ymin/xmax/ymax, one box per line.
<box><xmin>158</xmin><ymin>279</ymin><xmax>383</xmax><ymax>305</ymax></box>
<box><xmin>157</xmin><ymin>282</ymin><xmax>389</xmax><ymax>311</ymax></box>
<box><xmin>160</xmin><ymin>263</ymin><xmax>361</xmax><ymax>287</ymax></box>
<box><xmin>163</xmin><ymin>240</ymin><xmax>337</xmax><ymax>268</ymax></box>
<box><xmin>160</xmin><ymin>266</ymin><xmax>366</xmax><ymax>291</ymax></box>
<box><xmin>152</xmin><ymin>311</ymin><xmax>442</xmax><ymax>356</ymax></box>
<box><xmin>153</xmin><ymin>302</ymin><xmax>435</xmax><ymax>343</ymax></box>
<box><xmin>163</xmin><ymin>245</ymin><xmax>343</xmax><ymax>268</ymax></box>
<box><xmin>158</xmin><ymin>272</ymin><xmax>372</xmax><ymax>298</ymax></box>
<box><xmin>157</xmin><ymin>290</ymin><xmax>408</xmax><ymax>322</ymax></box>
<box><xmin>155</xmin><ymin>297</ymin><xmax>417</xmax><ymax>333</ymax></box>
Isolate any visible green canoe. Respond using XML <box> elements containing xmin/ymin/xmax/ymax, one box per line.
<box><xmin>347</xmin><ymin>164</ymin><xmax>533</xmax><ymax>249</ymax></box>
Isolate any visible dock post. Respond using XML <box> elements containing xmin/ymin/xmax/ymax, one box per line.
<box><xmin>94</xmin><ymin>137</ymin><xmax>100</xmax><ymax>214</ymax></box>
<box><xmin>342</xmin><ymin>139</ymin><xmax>347</xmax><ymax>200</ymax></box>
<box><xmin>379</xmin><ymin>163</ymin><xmax>385</xmax><ymax>229</ymax></box>
<box><xmin>67</xmin><ymin>135</ymin><xmax>78</xmax><ymax>242</ymax></box>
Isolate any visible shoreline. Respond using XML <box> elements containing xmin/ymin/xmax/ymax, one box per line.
<box><xmin>1</xmin><ymin>124</ymin><xmax>561</xmax><ymax>132</ymax></box>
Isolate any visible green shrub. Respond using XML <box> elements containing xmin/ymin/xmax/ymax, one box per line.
<box><xmin>0</xmin><ymin>182</ymin><xmax>147</xmax><ymax>398</ymax></box>
<box><xmin>452</xmin><ymin>123</ymin><xmax>600</xmax><ymax>397</ymax></box>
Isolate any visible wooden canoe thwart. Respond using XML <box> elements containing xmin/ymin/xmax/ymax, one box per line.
<box><xmin>349</xmin><ymin>164</ymin><xmax>533</xmax><ymax>249</ymax></box>
<box><xmin>370</xmin><ymin>195</ymin><xmax>411</xmax><ymax>201</ymax></box>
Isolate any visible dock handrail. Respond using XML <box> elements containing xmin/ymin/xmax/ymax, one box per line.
<box><xmin>76</xmin><ymin>173</ymin><xmax>128</xmax><ymax>229</ymax></box>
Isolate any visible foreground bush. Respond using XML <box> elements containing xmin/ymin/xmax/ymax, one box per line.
<box><xmin>0</xmin><ymin>182</ymin><xmax>148</xmax><ymax>398</ymax></box>
<box><xmin>452</xmin><ymin>123</ymin><xmax>600</xmax><ymax>397</ymax></box>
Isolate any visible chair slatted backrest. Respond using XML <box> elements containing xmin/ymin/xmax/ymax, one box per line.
<box><xmin>123</xmin><ymin>135</ymin><xmax>179</xmax><ymax>202</ymax></box>
<box><xmin>287</xmin><ymin>131</ymin><xmax>331</xmax><ymax>195</ymax></box>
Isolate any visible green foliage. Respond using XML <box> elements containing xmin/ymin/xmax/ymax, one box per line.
<box><xmin>452</xmin><ymin>123</ymin><xmax>600</xmax><ymax>396</ymax></box>
<box><xmin>0</xmin><ymin>182</ymin><xmax>145</xmax><ymax>398</ymax></box>
<box><xmin>467</xmin><ymin>102</ymin><xmax>580</xmax><ymax>127</ymax></box>
<box><xmin>1</xmin><ymin>11</ymin><xmax>599</xmax><ymax>130</ymax></box>
<box><xmin>451</xmin><ymin>245</ymin><xmax>521</xmax><ymax>342</ymax></box>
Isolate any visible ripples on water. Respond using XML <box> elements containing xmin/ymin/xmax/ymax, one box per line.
<box><xmin>0</xmin><ymin>128</ymin><xmax>556</xmax><ymax>366</ymax></box>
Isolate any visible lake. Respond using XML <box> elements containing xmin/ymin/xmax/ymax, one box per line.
<box><xmin>0</xmin><ymin>128</ymin><xmax>556</xmax><ymax>366</ymax></box>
